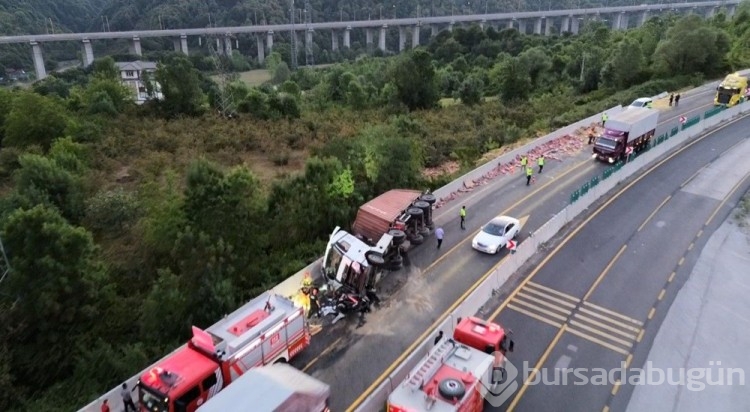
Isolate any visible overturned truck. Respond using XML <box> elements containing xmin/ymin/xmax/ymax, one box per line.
<box><xmin>322</xmin><ymin>189</ymin><xmax>436</xmax><ymax>294</ymax></box>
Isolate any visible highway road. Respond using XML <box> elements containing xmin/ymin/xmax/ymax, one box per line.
<box><xmin>483</xmin><ymin>111</ymin><xmax>750</xmax><ymax>411</ymax></box>
<box><xmin>287</xmin><ymin>79</ymin><xmax>729</xmax><ymax>411</ymax></box>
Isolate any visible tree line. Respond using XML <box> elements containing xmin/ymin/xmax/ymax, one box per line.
<box><xmin>1</xmin><ymin>5</ymin><xmax>749</xmax><ymax>410</ymax></box>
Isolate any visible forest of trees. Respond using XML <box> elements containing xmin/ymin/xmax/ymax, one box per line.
<box><xmin>1</xmin><ymin>2</ymin><xmax>750</xmax><ymax>410</ymax></box>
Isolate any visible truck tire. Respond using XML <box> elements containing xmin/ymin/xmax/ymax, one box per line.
<box><xmin>407</xmin><ymin>207</ymin><xmax>424</xmax><ymax>217</ymax></box>
<box><xmin>438</xmin><ymin>378</ymin><xmax>466</xmax><ymax>400</ymax></box>
<box><xmin>409</xmin><ymin>233</ymin><xmax>424</xmax><ymax>245</ymax></box>
<box><xmin>388</xmin><ymin>254</ymin><xmax>404</xmax><ymax>270</ymax></box>
<box><xmin>365</xmin><ymin>252</ymin><xmax>386</xmax><ymax>267</ymax></box>
<box><xmin>388</xmin><ymin>229</ymin><xmax>407</xmax><ymax>246</ymax></box>
<box><xmin>413</xmin><ymin>200</ymin><xmax>431</xmax><ymax>211</ymax></box>
<box><xmin>419</xmin><ymin>193</ymin><xmax>437</xmax><ymax>205</ymax></box>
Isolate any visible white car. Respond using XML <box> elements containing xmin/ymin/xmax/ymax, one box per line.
<box><xmin>472</xmin><ymin>215</ymin><xmax>522</xmax><ymax>254</ymax></box>
<box><xmin>629</xmin><ymin>97</ymin><xmax>653</xmax><ymax>109</ymax></box>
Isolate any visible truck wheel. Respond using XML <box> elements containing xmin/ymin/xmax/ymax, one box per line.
<box><xmin>409</xmin><ymin>234</ymin><xmax>424</xmax><ymax>245</ymax></box>
<box><xmin>419</xmin><ymin>193</ymin><xmax>437</xmax><ymax>205</ymax></box>
<box><xmin>438</xmin><ymin>378</ymin><xmax>466</xmax><ymax>400</ymax></box>
<box><xmin>388</xmin><ymin>254</ymin><xmax>404</xmax><ymax>270</ymax></box>
<box><xmin>419</xmin><ymin>227</ymin><xmax>430</xmax><ymax>237</ymax></box>
<box><xmin>407</xmin><ymin>207</ymin><xmax>424</xmax><ymax>217</ymax></box>
<box><xmin>365</xmin><ymin>252</ymin><xmax>386</xmax><ymax>266</ymax></box>
<box><xmin>388</xmin><ymin>229</ymin><xmax>407</xmax><ymax>246</ymax></box>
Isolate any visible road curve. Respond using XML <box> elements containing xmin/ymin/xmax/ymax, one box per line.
<box><xmin>484</xmin><ymin>108</ymin><xmax>750</xmax><ymax>412</ymax></box>
<box><xmin>286</xmin><ymin>80</ymin><xmax>725</xmax><ymax>412</ymax></box>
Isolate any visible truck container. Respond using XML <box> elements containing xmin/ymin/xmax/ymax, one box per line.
<box><xmin>387</xmin><ymin>317</ymin><xmax>515</xmax><ymax>412</ymax></box>
<box><xmin>196</xmin><ymin>363</ymin><xmax>330</xmax><ymax>412</ymax></box>
<box><xmin>136</xmin><ymin>292</ymin><xmax>310</xmax><ymax>412</ymax></box>
<box><xmin>594</xmin><ymin>107</ymin><xmax>659</xmax><ymax>164</ymax></box>
<box><xmin>321</xmin><ymin>190</ymin><xmax>437</xmax><ymax>295</ymax></box>
<box><xmin>714</xmin><ymin>73</ymin><xmax>749</xmax><ymax>107</ymax></box>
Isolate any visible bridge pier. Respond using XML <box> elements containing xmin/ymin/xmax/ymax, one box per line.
<box><xmin>618</xmin><ymin>12</ymin><xmax>629</xmax><ymax>30</ymax></box>
<box><xmin>705</xmin><ymin>7</ymin><xmax>715</xmax><ymax>18</ymax></box>
<box><xmin>570</xmin><ymin>17</ymin><xmax>580</xmax><ymax>34</ymax></box>
<box><xmin>518</xmin><ymin>19</ymin><xmax>527</xmax><ymax>34</ymax></box>
<box><xmin>82</xmin><ymin>39</ymin><xmax>94</xmax><ymax>67</ymax></box>
<box><xmin>726</xmin><ymin>4</ymin><xmax>736</xmax><ymax>16</ymax></box>
<box><xmin>611</xmin><ymin>13</ymin><xmax>621</xmax><ymax>30</ymax></box>
<box><xmin>448</xmin><ymin>22</ymin><xmax>454</xmax><ymax>32</ymax></box>
<box><xmin>379</xmin><ymin>25</ymin><xmax>387</xmax><ymax>52</ymax></box>
<box><xmin>215</xmin><ymin>38</ymin><xmax>221</xmax><ymax>54</ymax></box>
<box><xmin>638</xmin><ymin>10</ymin><xmax>650</xmax><ymax>26</ymax></box>
<box><xmin>366</xmin><ymin>28</ymin><xmax>373</xmax><ymax>51</ymax></box>
<box><xmin>30</xmin><ymin>41</ymin><xmax>46</xmax><ymax>80</ymax></box>
<box><xmin>534</xmin><ymin>18</ymin><xmax>542</xmax><ymax>34</ymax></box>
<box><xmin>257</xmin><ymin>36</ymin><xmax>265</xmax><ymax>63</ymax></box>
<box><xmin>344</xmin><ymin>27</ymin><xmax>351</xmax><ymax>48</ymax></box>
<box><xmin>412</xmin><ymin>24</ymin><xmax>420</xmax><ymax>48</ymax></box>
<box><xmin>506</xmin><ymin>20</ymin><xmax>514</xmax><ymax>30</ymax></box>
<box><xmin>129</xmin><ymin>36</ymin><xmax>142</xmax><ymax>56</ymax></box>
<box><xmin>398</xmin><ymin>26</ymin><xmax>406</xmax><ymax>51</ymax></box>
<box><xmin>561</xmin><ymin>16</ymin><xmax>570</xmax><ymax>33</ymax></box>
<box><xmin>544</xmin><ymin>18</ymin><xmax>552</xmax><ymax>35</ymax></box>
<box><xmin>180</xmin><ymin>34</ymin><xmax>189</xmax><ymax>55</ymax></box>
<box><xmin>305</xmin><ymin>29</ymin><xmax>314</xmax><ymax>56</ymax></box>
<box><xmin>267</xmin><ymin>31</ymin><xmax>274</xmax><ymax>52</ymax></box>
<box><xmin>479</xmin><ymin>19</ymin><xmax>486</xmax><ymax>30</ymax></box>
<box><xmin>224</xmin><ymin>36</ymin><xmax>232</xmax><ymax>55</ymax></box>
<box><xmin>173</xmin><ymin>37</ymin><xmax>181</xmax><ymax>52</ymax></box>
<box><xmin>431</xmin><ymin>24</ymin><xmax>438</xmax><ymax>37</ymax></box>
<box><xmin>332</xmin><ymin>30</ymin><xmax>339</xmax><ymax>51</ymax></box>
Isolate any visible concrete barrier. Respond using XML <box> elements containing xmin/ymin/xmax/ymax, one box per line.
<box><xmin>353</xmin><ymin>100</ymin><xmax>750</xmax><ymax>412</ymax></box>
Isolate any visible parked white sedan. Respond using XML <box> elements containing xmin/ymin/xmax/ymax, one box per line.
<box><xmin>472</xmin><ymin>215</ymin><xmax>522</xmax><ymax>254</ymax></box>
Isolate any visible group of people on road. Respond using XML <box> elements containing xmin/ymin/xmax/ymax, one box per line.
<box><xmin>669</xmin><ymin>93</ymin><xmax>681</xmax><ymax>107</ymax></box>
<box><xmin>520</xmin><ymin>155</ymin><xmax>544</xmax><ymax>186</ymax></box>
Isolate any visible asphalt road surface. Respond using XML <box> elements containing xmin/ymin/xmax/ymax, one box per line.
<box><xmin>288</xmin><ymin>80</ymin><xmax>729</xmax><ymax>412</ymax></box>
<box><xmin>484</xmin><ymin>111</ymin><xmax>750</xmax><ymax>412</ymax></box>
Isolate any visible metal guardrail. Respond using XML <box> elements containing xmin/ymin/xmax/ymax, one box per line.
<box><xmin>353</xmin><ymin>100</ymin><xmax>750</xmax><ymax>412</ymax></box>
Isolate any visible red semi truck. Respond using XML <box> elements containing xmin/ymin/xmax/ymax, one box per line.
<box><xmin>322</xmin><ymin>190</ymin><xmax>437</xmax><ymax>295</ymax></box>
<box><xmin>387</xmin><ymin>317</ymin><xmax>515</xmax><ymax>412</ymax></box>
<box><xmin>593</xmin><ymin>107</ymin><xmax>659</xmax><ymax>164</ymax></box>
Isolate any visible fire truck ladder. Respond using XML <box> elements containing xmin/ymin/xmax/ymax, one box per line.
<box><xmin>407</xmin><ymin>339</ymin><xmax>455</xmax><ymax>390</ymax></box>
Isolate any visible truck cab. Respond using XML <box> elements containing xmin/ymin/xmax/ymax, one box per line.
<box><xmin>322</xmin><ymin>227</ymin><xmax>393</xmax><ymax>294</ymax></box>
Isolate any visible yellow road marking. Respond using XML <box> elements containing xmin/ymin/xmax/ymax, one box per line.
<box><xmin>507</xmin><ymin>304</ymin><xmax>564</xmax><ymax>328</ymax></box>
<box><xmin>577</xmin><ymin>307</ymin><xmax>642</xmax><ymax>332</ymax></box>
<box><xmin>637</xmin><ymin>195</ymin><xmax>672</xmax><ymax>232</ymax></box>
<box><xmin>658</xmin><ymin>289</ymin><xmax>666</xmax><ymax>301</ymax></box>
<box><xmin>566</xmin><ymin>326</ymin><xmax>631</xmax><ymax>356</ymax></box>
<box><xmin>507</xmin><ymin>326</ymin><xmax>567</xmax><ymax>411</ymax></box>
<box><xmin>696</xmin><ymin>229</ymin><xmax>703</xmax><ymax>238</ymax></box>
<box><xmin>625</xmin><ymin>353</ymin><xmax>634</xmax><ymax>369</ymax></box>
<box><xmin>603</xmin><ymin>406</ymin><xmax>610</xmax><ymax>412</ymax></box>
<box><xmin>582</xmin><ymin>301</ymin><xmax>644</xmax><ymax>326</ymax></box>
<box><xmin>648</xmin><ymin>308</ymin><xmax>656</xmax><ymax>320</ymax></box>
<box><xmin>568</xmin><ymin>320</ymin><xmax>634</xmax><ymax>348</ymax></box>
<box><xmin>512</xmin><ymin>298</ymin><xmax>571</xmax><ymax>322</ymax></box>
<box><xmin>637</xmin><ymin>330</ymin><xmax>645</xmax><ymax>342</ymax></box>
<box><xmin>573</xmin><ymin>313</ymin><xmax>639</xmax><ymax>340</ymax></box>
<box><xmin>611</xmin><ymin>381</ymin><xmax>621</xmax><ymax>395</ymax></box>
<box><xmin>302</xmin><ymin>336</ymin><xmax>343</xmax><ymax>372</ymax></box>
<box><xmin>346</xmin><ymin>111</ymin><xmax>750</xmax><ymax>411</ymax></box>
<box><xmin>705</xmin><ymin>174</ymin><xmax>750</xmax><ymax>226</ymax></box>
<box><xmin>668</xmin><ymin>271</ymin><xmax>676</xmax><ymax>282</ymax></box>
<box><xmin>422</xmin><ymin>161</ymin><xmax>593</xmax><ymax>275</ymax></box>
<box><xmin>527</xmin><ymin>281</ymin><xmax>580</xmax><ymax>302</ymax></box>
<box><xmin>583</xmin><ymin>245</ymin><xmax>627</xmax><ymax>300</ymax></box>
<box><xmin>678</xmin><ymin>257</ymin><xmax>685</xmax><ymax>266</ymax></box>
<box><xmin>688</xmin><ymin>242</ymin><xmax>694</xmax><ymax>251</ymax></box>
<box><xmin>519</xmin><ymin>288</ymin><xmax>577</xmax><ymax>309</ymax></box>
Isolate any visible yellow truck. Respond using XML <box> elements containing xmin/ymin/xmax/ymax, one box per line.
<box><xmin>714</xmin><ymin>73</ymin><xmax>749</xmax><ymax>107</ymax></box>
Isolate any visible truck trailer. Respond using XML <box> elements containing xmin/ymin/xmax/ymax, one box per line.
<box><xmin>196</xmin><ymin>363</ymin><xmax>330</xmax><ymax>412</ymax></box>
<box><xmin>593</xmin><ymin>107</ymin><xmax>659</xmax><ymax>164</ymax></box>
<box><xmin>714</xmin><ymin>73</ymin><xmax>749</xmax><ymax>107</ymax></box>
<box><xmin>387</xmin><ymin>317</ymin><xmax>515</xmax><ymax>412</ymax></box>
<box><xmin>321</xmin><ymin>190</ymin><xmax>437</xmax><ymax>295</ymax></box>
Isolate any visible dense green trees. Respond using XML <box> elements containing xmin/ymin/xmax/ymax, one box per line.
<box><xmin>1</xmin><ymin>7</ymin><xmax>750</xmax><ymax>411</ymax></box>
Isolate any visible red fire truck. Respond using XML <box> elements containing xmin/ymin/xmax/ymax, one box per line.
<box><xmin>136</xmin><ymin>292</ymin><xmax>310</xmax><ymax>412</ymax></box>
<box><xmin>387</xmin><ymin>317</ymin><xmax>515</xmax><ymax>412</ymax></box>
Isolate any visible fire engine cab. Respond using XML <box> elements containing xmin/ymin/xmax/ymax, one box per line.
<box><xmin>387</xmin><ymin>317</ymin><xmax>514</xmax><ymax>412</ymax></box>
<box><xmin>136</xmin><ymin>292</ymin><xmax>310</xmax><ymax>412</ymax></box>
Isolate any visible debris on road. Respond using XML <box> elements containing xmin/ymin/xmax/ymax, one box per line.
<box><xmin>434</xmin><ymin>123</ymin><xmax>598</xmax><ymax>209</ymax></box>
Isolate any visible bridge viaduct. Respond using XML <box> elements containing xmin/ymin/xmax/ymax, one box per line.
<box><xmin>0</xmin><ymin>1</ymin><xmax>738</xmax><ymax>80</ymax></box>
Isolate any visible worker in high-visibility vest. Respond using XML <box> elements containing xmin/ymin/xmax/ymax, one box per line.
<box><xmin>526</xmin><ymin>166</ymin><xmax>533</xmax><ymax>186</ymax></box>
<box><xmin>459</xmin><ymin>206</ymin><xmax>467</xmax><ymax>230</ymax></box>
<box><xmin>537</xmin><ymin>155</ymin><xmax>545</xmax><ymax>174</ymax></box>
<box><xmin>602</xmin><ymin>112</ymin><xmax>609</xmax><ymax>126</ymax></box>
<box><xmin>299</xmin><ymin>272</ymin><xmax>313</xmax><ymax>314</ymax></box>
<box><xmin>520</xmin><ymin>155</ymin><xmax>528</xmax><ymax>168</ymax></box>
